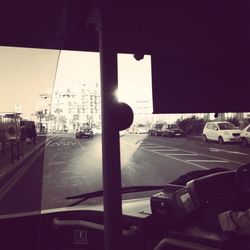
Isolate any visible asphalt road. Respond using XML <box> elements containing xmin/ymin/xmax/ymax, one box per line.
<box><xmin>0</xmin><ymin>133</ymin><xmax>249</xmax><ymax>215</ymax></box>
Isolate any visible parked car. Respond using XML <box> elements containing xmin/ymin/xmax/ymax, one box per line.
<box><xmin>134</xmin><ymin>124</ymin><xmax>148</xmax><ymax>134</ymax></box>
<box><xmin>240</xmin><ymin>124</ymin><xmax>250</xmax><ymax>147</ymax></box>
<box><xmin>75</xmin><ymin>127</ymin><xmax>94</xmax><ymax>138</ymax></box>
<box><xmin>202</xmin><ymin>121</ymin><xmax>241</xmax><ymax>144</ymax></box>
<box><xmin>149</xmin><ymin>123</ymin><xmax>165</xmax><ymax>136</ymax></box>
<box><xmin>92</xmin><ymin>127</ymin><xmax>102</xmax><ymax>135</ymax></box>
<box><xmin>161</xmin><ymin>124</ymin><xmax>183</xmax><ymax>137</ymax></box>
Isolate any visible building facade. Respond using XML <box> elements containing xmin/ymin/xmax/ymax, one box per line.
<box><xmin>49</xmin><ymin>83</ymin><xmax>101</xmax><ymax>133</ymax></box>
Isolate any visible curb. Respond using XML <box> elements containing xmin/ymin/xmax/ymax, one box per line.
<box><xmin>0</xmin><ymin>137</ymin><xmax>58</xmax><ymax>186</ymax></box>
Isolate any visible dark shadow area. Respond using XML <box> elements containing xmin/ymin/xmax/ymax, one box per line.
<box><xmin>0</xmin><ymin>149</ymin><xmax>45</xmax><ymax>215</ymax></box>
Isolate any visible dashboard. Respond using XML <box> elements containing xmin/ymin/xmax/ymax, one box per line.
<box><xmin>1</xmin><ymin>170</ymin><xmax>250</xmax><ymax>250</ymax></box>
<box><xmin>187</xmin><ymin>171</ymin><xmax>237</xmax><ymax>213</ymax></box>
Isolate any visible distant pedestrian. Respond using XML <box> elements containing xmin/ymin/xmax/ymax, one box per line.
<box><xmin>26</xmin><ymin>124</ymin><xmax>32</xmax><ymax>144</ymax></box>
<box><xmin>20</xmin><ymin>124</ymin><xmax>26</xmax><ymax>143</ymax></box>
<box><xmin>31</xmin><ymin>123</ymin><xmax>37</xmax><ymax>145</ymax></box>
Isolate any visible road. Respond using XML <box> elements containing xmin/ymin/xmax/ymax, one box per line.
<box><xmin>0</xmin><ymin>133</ymin><xmax>249</xmax><ymax>215</ymax></box>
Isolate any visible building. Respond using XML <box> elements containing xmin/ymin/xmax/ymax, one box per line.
<box><xmin>76</xmin><ymin>83</ymin><xmax>101</xmax><ymax>129</ymax></box>
<box><xmin>50</xmin><ymin>89</ymin><xmax>78</xmax><ymax>132</ymax></box>
<box><xmin>49</xmin><ymin>83</ymin><xmax>101</xmax><ymax>132</ymax></box>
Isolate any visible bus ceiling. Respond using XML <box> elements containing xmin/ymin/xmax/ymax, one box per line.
<box><xmin>0</xmin><ymin>0</ymin><xmax>249</xmax><ymax>151</ymax></box>
<box><xmin>1</xmin><ymin>1</ymin><xmax>249</xmax><ymax>114</ymax></box>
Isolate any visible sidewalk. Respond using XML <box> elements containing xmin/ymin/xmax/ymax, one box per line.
<box><xmin>0</xmin><ymin>135</ymin><xmax>56</xmax><ymax>184</ymax></box>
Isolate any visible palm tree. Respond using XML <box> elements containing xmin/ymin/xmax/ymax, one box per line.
<box><xmin>46</xmin><ymin>113</ymin><xmax>56</xmax><ymax>133</ymax></box>
<box><xmin>35</xmin><ymin>111</ymin><xmax>45</xmax><ymax>133</ymax></box>
<box><xmin>59</xmin><ymin>115</ymin><xmax>67</xmax><ymax>131</ymax></box>
<box><xmin>53</xmin><ymin>109</ymin><xmax>68</xmax><ymax>131</ymax></box>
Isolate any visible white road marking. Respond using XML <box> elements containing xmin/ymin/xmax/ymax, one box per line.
<box><xmin>48</xmin><ymin>161</ymin><xmax>66</xmax><ymax>166</ymax></box>
<box><xmin>153</xmin><ymin>145</ymin><xmax>244</xmax><ymax>165</ymax></box>
<box><xmin>170</xmin><ymin>146</ymin><xmax>242</xmax><ymax>164</ymax></box>
<box><xmin>143</xmin><ymin>145</ymin><xmax>166</xmax><ymax>147</ymax></box>
<box><xmin>122</xmin><ymin>138</ymin><xmax>245</xmax><ymax>165</ymax></box>
<box><xmin>76</xmin><ymin>140</ymin><xmax>85</xmax><ymax>151</ymax></box>
<box><xmin>154</xmin><ymin>149</ymin><xmax>179</xmax><ymax>152</ymax></box>
<box><xmin>166</xmin><ymin>153</ymin><xmax>199</xmax><ymax>156</ymax></box>
<box><xmin>209</xmin><ymin>148</ymin><xmax>249</xmax><ymax>155</ymax></box>
<box><xmin>121</xmin><ymin>141</ymin><xmax>208</xmax><ymax>170</ymax></box>
<box><xmin>48</xmin><ymin>141</ymin><xmax>78</xmax><ymax>147</ymax></box>
<box><xmin>186</xmin><ymin>159</ymin><xmax>229</xmax><ymax>163</ymax></box>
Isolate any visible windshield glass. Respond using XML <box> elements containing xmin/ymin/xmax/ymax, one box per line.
<box><xmin>168</xmin><ymin>125</ymin><xmax>179</xmax><ymax>129</ymax></box>
<box><xmin>1</xmin><ymin>46</ymin><xmax>250</xmax><ymax>216</ymax></box>
<box><xmin>155</xmin><ymin>124</ymin><xmax>164</xmax><ymax>129</ymax></box>
<box><xmin>218</xmin><ymin>122</ymin><xmax>237</xmax><ymax>130</ymax></box>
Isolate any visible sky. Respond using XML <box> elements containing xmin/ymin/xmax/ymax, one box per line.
<box><xmin>53</xmin><ymin>50</ymin><xmax>153</xmax><ymax>108</ymax></box>
<box><xmin>53</xmin><ymin>50</ymin><xmax>100</xmax><ymax>92</ymax></box>
<box><xmin>0</xmin><ymin>46</ymin><xmax>153</xmax><ymax>119</ymax></box>
<box><xmin>117</xmin><ymin>54</ymin><xmax>152</xmax><ymax>106</ymax></box>
<box><xmin>0</xmin><ymin>46</ymin><xmax>59</xmax><ymax>118</ymax></box>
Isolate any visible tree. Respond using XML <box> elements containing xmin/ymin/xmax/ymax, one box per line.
<box><xmin>226</xmin><ymin>116</ymin><xmax>240</xmax><ymax>127</ymax></box>
<box><xmin>46</xmin><ymin>113</ymin><xmax>56</xmax><ymax>122</ymax></box>
<box><xmin>176</xmin><ymin>115</ymin><xmax>205</xmax><ymax>135</ymax></box>
<box><xmin>35</xmin><ymin>111</ymin><xmax>45</xmax><ymax>133</ymax></box>
<box><xmin>45</xmin><ymin>113</ymin><xmax>56</xmax><ymax>133</ymax></box>
<box><xmin>53</xmin><ymin>109</ymin><xmax>67</xmax><ymax>131</ymax></box>
<box><xmin>59</xmin><ymin>115</ymin><xmax>67</xmax><ymax>130</ymax></box>
<box><xmin>54</xmin><ymin>108</ymin><xmax>63</xmax><ymax>115</ymax></box>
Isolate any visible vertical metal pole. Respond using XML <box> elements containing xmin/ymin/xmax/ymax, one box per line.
<box><xmin>17</xmin><ymin>141</ymin><xmax>20</xmax><ymax>160</ymax></box>
<box><xmin>11</xmin><ymin>142</ymin><xmax>14</xmax><ymax>164</ymax></box>
<box><xmin>14</xmin><ymin>113</ymin><xmax>20</xmax><ymax>160</ymax></box>
<box><xmin>99</xmin><ymin>1</ymin><xmax>122</xmax><ymax>250</ymax></box>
